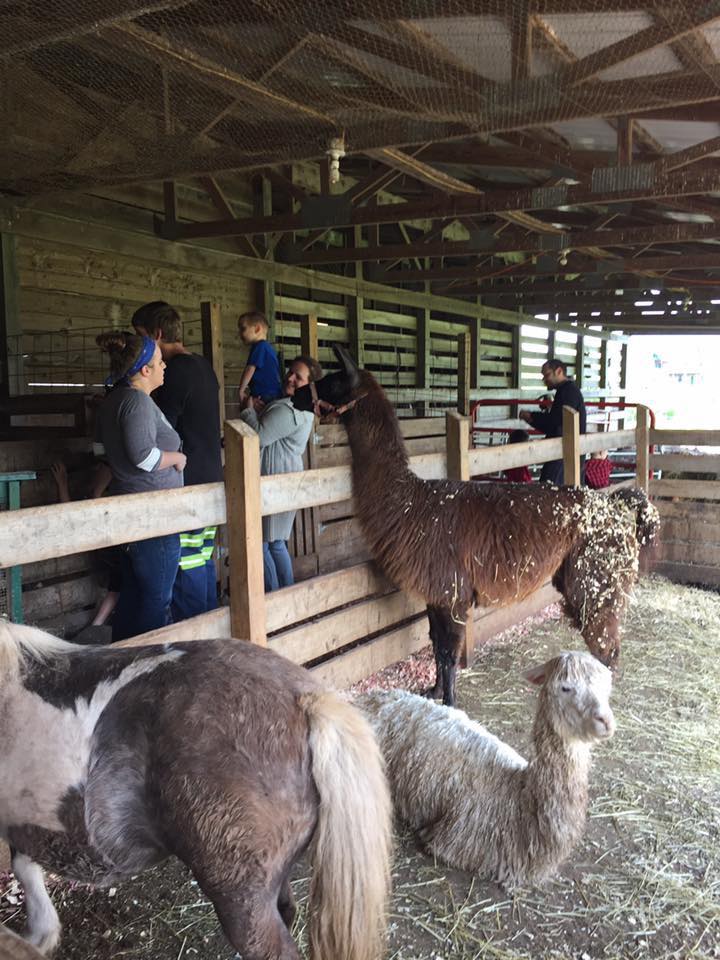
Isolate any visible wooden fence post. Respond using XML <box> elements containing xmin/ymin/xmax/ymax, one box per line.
<box><xmin>224</xmin><ymin>419</ymin><xmax>266</xmax><ymax>644</ymax></box>
<box><xmin>562</xmin><ymin>406</ymin><xmax>581</xmax><ymax>486</ymax></box>
<box><xmin>446</xmin><ymin>410</ymin><xmax>474</xmax><ymax>666</ymax></box>
<box><xmin>635</xmin><ymin>404</ymin><xmax>650</xmax><ymax>494</ymax></box>
<box><xmin>457</xmin><ymin>332</ymin><xmax>471</xmax><ymax>416</ymax></box>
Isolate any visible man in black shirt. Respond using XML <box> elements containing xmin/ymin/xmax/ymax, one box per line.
<box><xmin>519</xmin><ymin>358</ymin><xmax>586</xmax><ymax>485</ymax></box>
<box><xmin>133</xmin><ymin>301</ymin><xmax>224</xmax><ymax>620</ymax></box>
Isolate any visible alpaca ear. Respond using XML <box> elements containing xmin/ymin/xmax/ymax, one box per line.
<box><xmin>333</xmin><ymin>344</ymin><xmax>360</xmax><ymax>387</ymax></box>
<box><xmin>523</xmin><ymin>662</ymin><xmax>548</xmax><ymax>687</ymax></box>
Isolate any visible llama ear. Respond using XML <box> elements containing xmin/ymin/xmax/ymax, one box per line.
<box><xmin>333</xmin><ymin>344</ymin><xmax>360</xmax><ymax>386</ymax></box>
<box><xmin>523</xmin><ymin>662</ymin><xmax>548</xmax><ymax>687</ymax></box>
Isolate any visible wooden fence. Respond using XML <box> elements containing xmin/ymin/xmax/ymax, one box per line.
<box><xmin>646</xmin><ymin>425</ymin><xmax>720</xmax><ymax>589</ymax></box>
<box><xmin>0</xmin><ymin>407</ymin><xmax>649</xmax><ymax>686</ymax></box>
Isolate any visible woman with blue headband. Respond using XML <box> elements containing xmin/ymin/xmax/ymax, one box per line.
<box><xmin>94</xmin><ymin>331</ymin><xmax>186</xmax><ymax>641</ymax></box>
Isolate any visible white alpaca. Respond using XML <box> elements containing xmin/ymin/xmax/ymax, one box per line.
<box><xmin>356</xmin><ymin>650</ymin><xmax>615</xmax><ymax>888</ymax></box>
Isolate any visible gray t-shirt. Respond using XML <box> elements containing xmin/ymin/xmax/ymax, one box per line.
<box><xmin>94</xmin><ymin>385</ymin><xmax>183</xmax><ymax>494</ymax></box>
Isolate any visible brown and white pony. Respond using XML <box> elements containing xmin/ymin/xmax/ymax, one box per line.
<box><xmin>0</xmin><ymin>621</ymin><xmax>392</xmax><ymax>960</ymax></box>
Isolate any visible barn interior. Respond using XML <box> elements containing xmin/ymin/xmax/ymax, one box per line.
<box><xmin>1</xmin><ymin>2</ymin><xmax>720</xmax><ymax>958</ymax></box>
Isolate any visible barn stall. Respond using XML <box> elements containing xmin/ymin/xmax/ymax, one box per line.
<box><xmin>2</xmin><ymin>0</ymin><xmax>720</xmax><ymax>957</ymax></box>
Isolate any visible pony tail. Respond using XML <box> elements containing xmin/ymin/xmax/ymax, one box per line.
<box><xmin>96</xmin><ymin>331</ymin><xmax>130</xmax><ymax>354</ymax></box>
<box><xmin>302</xmin><ymin>692</ymin><xmax>392</xmax><ymax>960</ymax></box>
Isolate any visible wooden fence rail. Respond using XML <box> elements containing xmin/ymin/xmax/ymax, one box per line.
<box><xmin>2</xmin><ymin>411</ymin><xmax>653</xmax><ymax>683</ymax></box>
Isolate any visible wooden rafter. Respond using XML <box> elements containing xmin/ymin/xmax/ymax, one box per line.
<box><xmin>425</xmin><ymin>251</ymin><xmax>720</xmax><ymax>287</ymax></box>
<box><xmin>103</xmin><ymin>22</ymin><xmax>337</xmax><ymax>126</ymax></box>
<box><xmin>0</xmin><ymin>0</ymin><xmax>195</xmax><ymax>59</ymax></box>
<box><xmin>559</xmin><ymin>3</ymin><xmax>720</xmax><ymax>87</ymax></box>
<box><xmin>287</xmin><ymin>218</ymin><xmax>720</xmax><ymax>266</ymax></box>
<box><xmin>169</xmin><ymin>166</ymin><xmax>720</xmax><ymax>241</ymax></box>
<box><xmin>364</xmin><ymin>147</ymin><xmax>480</xmax><ymax>196</ymax></box>
<box><xmin>531</xmin><ymin>13</ymin><xmax>662</xmax><ymax>155</ymax></box>
<box><xmin>660</xmin><ymin>135</ymin><xmax>720</xmax><ymax>172</ymax></box>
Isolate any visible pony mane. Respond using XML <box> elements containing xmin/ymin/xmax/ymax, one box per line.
<box><xmin>0</xmin><ymin>618</ymin><xmax>78</xmax><ymax>676</ymax></box>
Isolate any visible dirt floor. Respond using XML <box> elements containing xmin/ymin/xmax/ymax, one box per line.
<box><xmin>2</xmin><ymin>575</ymin><xmax>719</xmax><ymax>960</ymax></box>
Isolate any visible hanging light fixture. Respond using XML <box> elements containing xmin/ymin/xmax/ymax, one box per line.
<box><xmin>326</xmin><ymin>134</ymin><xmax>346</xmax><ymax>184</ymax></box>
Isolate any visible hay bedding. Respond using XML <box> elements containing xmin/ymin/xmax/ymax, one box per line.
<box><xmin>2</xmin><ymin>576</ymin><xmax>719</xmax><ymax>960</ymax></box>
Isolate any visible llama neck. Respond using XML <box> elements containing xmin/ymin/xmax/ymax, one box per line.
<box><xmin>344</xmin><ymin>381</ymin><xmax>411</xmax><ymax>486</ymax></box>
<box><xmin>520</xmin><ymin>715</ymin><xmax>592</xmax><ymax>865</ymax></box>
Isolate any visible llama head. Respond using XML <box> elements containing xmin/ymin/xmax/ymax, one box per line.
<box><xmin>524</xmin><ymin>651</ymin><xmax>615</xmax><ymax>744</ymax></box>
<box><xmin>290</xmin><ymin>345</ymin><xmax>362</xmax><ymax>413</ymax></box>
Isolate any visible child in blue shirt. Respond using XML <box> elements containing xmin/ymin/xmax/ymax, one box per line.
<box><xmin>237</xmin><ymin>311</ymin><xmax>282</xmax><ymax>404</ymax></box>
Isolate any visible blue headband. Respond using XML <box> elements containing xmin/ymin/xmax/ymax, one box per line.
<box><xmin>105</xmin><ymin>336</ymin><xmax>156</xmax><ymax>387</ymax></box>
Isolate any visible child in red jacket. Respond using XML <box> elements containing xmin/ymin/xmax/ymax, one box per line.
<box><xmin>503</xmin><ymin>429</ymin><xmax>532</xmax><ymax>483</ymax></box>
<box><xmin>585</xmin><ymin>450</ymin><xmax>612</xmax><ymax>489</ymax></box>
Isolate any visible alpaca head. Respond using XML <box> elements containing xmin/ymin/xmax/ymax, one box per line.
<box><xmin>525</xmin><ymin>651</ymin><xmax>615</xmax><ymax>744</ymax></box>
<box><xmin>291</xmin><ymin>344</ymin><xmax>363</xmax><ymax>413</ymax></box>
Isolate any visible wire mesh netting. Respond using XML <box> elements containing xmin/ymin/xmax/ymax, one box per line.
<box><xmin>1</xmin><ymin>1</ymin><xmax>720</xmax><ymax>193</ymax></box>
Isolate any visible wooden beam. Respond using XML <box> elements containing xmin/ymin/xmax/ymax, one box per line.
<box><xmin>400</xmin><ymin>251</ymin><xmax>720</xmax><ymax>286</ymax></box>
<box><xmin>172</xmin><ymin>167</ymin><xmax>720</xmax><ymax>241</ymax></box>
<box><xmin>224</xmin><ymin>419</ymin><xmax>265</xmax><ymax>644</ymax></box>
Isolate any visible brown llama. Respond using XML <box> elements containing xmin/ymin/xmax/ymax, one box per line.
<box><xmin>293</xmin><ymin>346</ymin><xmax>659</xmax><ymax>707</ymax></box>
<box><xmin>0</xmin><ymin>621</ymin><xmax>392</xmax><ymax>960</ymax></box>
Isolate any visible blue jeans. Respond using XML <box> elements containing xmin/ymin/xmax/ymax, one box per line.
<box><xmin>263</xmin><ymin>540</ymin><xmax>294</xmax><ymax>592</ymax></box>
<box><xmin>111</xmin><ymin>534</ymin><xmax>181</xmax><ymax>642</ymax></box>
<box><xmin>172</xmin><ymin>562</ymin><xmax>218</xmax><ymax>621</ymax></box>
<box><xmin>171</xmin><ymin>527</ymin><xmax>219</xmax><ymax>622</ymax></box>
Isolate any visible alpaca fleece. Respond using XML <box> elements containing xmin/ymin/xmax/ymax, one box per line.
<box><xmin>357</xmin><ymin>651</ymin><xmax>614</xmax><ymax>888</ymax></box>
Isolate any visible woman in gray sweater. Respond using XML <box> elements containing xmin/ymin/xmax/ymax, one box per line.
<box><xmin>240</xmin><ymin>355</ymin><xmax>320</xmax><ymax>591</ymax></box>
<box><xmin>95</xmin><ymin>332</ymin><xmax>186</xmax><ymax>639</ymax></box>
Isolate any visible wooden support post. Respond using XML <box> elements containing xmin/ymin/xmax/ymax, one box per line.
<box><xmin>511</xmin><ymin>324</ymin><xmax>522</xmax><ymax>389</ymax></box>
<box><xmin>635</xmin><ymin>404</ymin><xmax>650</xmax><ymax>494</ymax></box>
<box><xmin>599</xmin><ymin>338</ymin><xmax>608</xmax><ymax>389</ymax></box>
<box><xmin>470</xmin><ymin>306</ymin><xmax>482</xmax><ymax>390</ymax></box>
<box><xmin>562</xmin><ymin>406</ymin><xmax>581</xmax><ymax>487</ymax></box>
<box><xmin>163</xmin><ymin>180</ymin><xmax>177</xmax><ymax>227</ymax></box>
<box><xmin>617</xmin><ymin>116</ymin><xmax>634</xmax><ymax>167</ymax></box>
<box><xmin>301</xmin><ymin>313</ymin><xmax>318</xmax><ymax>360</ymax></box>
<box><xmin>224</xmin><ymin>419</ymin><xmax>266</xmax><ymax>644</ymax></box>
<box><xmin>200</xmin><ymin>300</ymin><xmax>226</xmax><ymax>426</ymax></box>
<box><xmin>445</xmin><ymin>410</ymin><xmax>473</xmax><ymax>666</ymax></box>
<box><xmin>457</xmin><ymin>331</ymin><xmax>471</xmax><ymax>416</ymax></box>
<box><xmin>415</xmin><ymin>279</ymin><xmax>431</xmax><ymax>415</ymax></box>
<box><xmin>619</xmin><ymin>341</ymin><xmax>628</xmax><ymax>428</ymax></box>
<box><xmin>0</xmin><ymin>234</ymin><xmax>21</xmax><ymax>412</ymax></box>
<box><xmin>575</xmin><ymin>334</ymin><xmax>586</xmax><ymax>389</ymax></box>
<box><xmin>253</xmin><ymin>175</ymin><xmax>275</xmax><ymax>336</ymax></box>
<box><xmin>547</xmin><ymin>328</ymin><xmax>556</xmax><ymax>360</ymax></box>
<box><xmin>347</xmin><ymin>226</ymin><xmax>364</xmax><ymax>365</ymax></box>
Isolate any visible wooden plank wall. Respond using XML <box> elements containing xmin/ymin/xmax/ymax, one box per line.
<box><xmin>650</xmin><ymin>429</ymin><xmax>720</xmax><ymax>588</ymax></box>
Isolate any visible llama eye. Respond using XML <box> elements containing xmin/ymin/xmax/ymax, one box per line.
<box><xmin>561</xmin><ymin>685</ymin><xmax>573</xmax><ymax>693</ymax></box>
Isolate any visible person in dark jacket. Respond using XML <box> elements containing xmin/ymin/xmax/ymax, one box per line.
<box><xmin>132</xmin><ymin>301</ymin><xmax>223</xmax><ymax>621</ymax></box>
<box><xmin>519</xmin><ymin>359</ymin><xmax>586</xmax><ymax>485</ymax></box>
